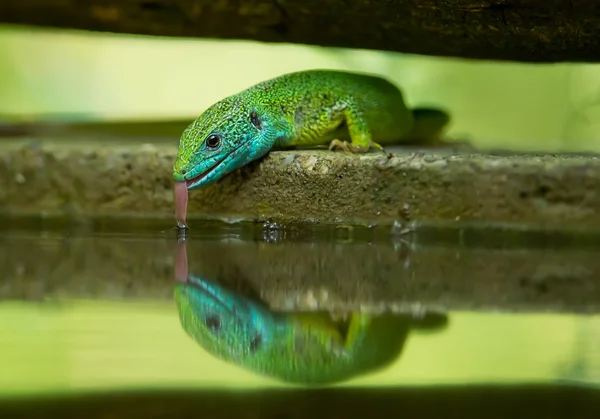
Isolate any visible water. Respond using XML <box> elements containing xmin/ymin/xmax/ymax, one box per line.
<box><xmin>0</xmin><ymin>216</ymin><xmax>599</xmax><ymax>418</ymax></box>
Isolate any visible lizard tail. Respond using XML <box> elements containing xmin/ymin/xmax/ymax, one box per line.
<box><xmin>405</xmin><ymin>107</ymin><xmax>451</xmax><ymax>146</ymax></box>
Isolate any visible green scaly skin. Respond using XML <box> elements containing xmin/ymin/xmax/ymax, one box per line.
<box><xmin>173</xmin><ymin>69</ymin><xmax>450</xmax><ymax>190</ymax></box>
<box><xmin>174</xmin><ymin>275</ymin><xmax>414</xmax><ymax>385</ymax></box>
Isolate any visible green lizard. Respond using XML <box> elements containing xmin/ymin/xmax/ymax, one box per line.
<box><xmin>174</xmin><ymin>274</ymin><xmax>415</xmax><ymax>385</ymax></box>
<box><xmin>172</xmin><ymin>238</ymin><xmax>448</xmax><ymax>385</ymax></box>
<box><xmin>172</xmin><ymin>69</ymin><xmax>450</xmax><ymax>190</ymax></box>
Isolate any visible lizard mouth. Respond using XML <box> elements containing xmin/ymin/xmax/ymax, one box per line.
<box><xmin>186</xmin><ymin>275</ymin><xmax>235</xmax><ymax>313</ymax></box>
<box><xmin>184</xmin><ymin>139</ymin><xmax>251</xmax><ymax>190</ymax></box>
<box><xmin>184</xmin><ymin>156</ymin><xmax>227</xmax><ymax>190</ymax></box>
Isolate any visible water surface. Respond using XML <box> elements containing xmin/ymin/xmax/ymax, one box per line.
<box><xmin>0</xmin><ymin>217</ymin><xmax>598</xmax><ymax>417</ymax></box>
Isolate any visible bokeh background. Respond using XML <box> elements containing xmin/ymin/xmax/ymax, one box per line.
<box><xmin>1</xmin><ymin>24</ymin><xmax>599</xmax><ymax>398</ymax></box>
<box><xmin>2</xmin><ymin>24</ymin><xmax>600</xmax><ymax>152</ymax></box>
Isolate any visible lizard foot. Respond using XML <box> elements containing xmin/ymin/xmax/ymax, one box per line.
<box><xmin>328</xmin><ymin>139</ymin><xmax>384</xmax><ymax>153</ymax></box>
<box><xmin>328</xmin><ymin>139</ymin><xmax>352</xmax><ymax>152</ymax></box>
<box><xmin>369</xmin><ymin>141</ymin><xmax>386</xmax><ymax>154</ymax></box>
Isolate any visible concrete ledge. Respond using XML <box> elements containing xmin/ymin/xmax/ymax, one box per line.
<box><xmin>1</xmin><ymin>138</ymin><xmax>600</xmax><ymax>229</ymax></box>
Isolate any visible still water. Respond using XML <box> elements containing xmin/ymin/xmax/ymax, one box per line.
<box><xmin>0</xmin><ymin>216</ymin><xmax>599</xmax><ymax>417</ymax></box>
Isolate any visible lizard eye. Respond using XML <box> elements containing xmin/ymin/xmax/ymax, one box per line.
<box><xmin>205</xmin><ymin>315</ymin><xmax>222</xmax><ymax>332</ymax></box>
<box><xmin>250</xmin><ymin>110</ymin><xmax>262</xmax><ymax>130</ymax></box>
<box><xmin>205</xmin><ymin>134</ymin><xmax>221</xmax><ymax>149</ymax></box>
<box><xmin>249</xmin><ymin>332</ymin><xmax>262</xmax><ymax>352</ymax></box>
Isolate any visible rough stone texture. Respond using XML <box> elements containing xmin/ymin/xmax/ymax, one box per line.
<box><xmin>1</xmin><ymin>231</ymin><xmax>599</xmax><ymax>313</ymax></box>
<box><xmin>0</xmin><ymin>1</ymin><xmax>599</xmax><ymax>62</ymax></box>
<box><xmin>1</xmin><ymin>138</ymin><xmax>600</xmax><ymax>229</ymax></box>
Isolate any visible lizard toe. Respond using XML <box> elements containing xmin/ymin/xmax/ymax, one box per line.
<box><xmin>328</xmin><ymin>139</ymin><xmax>351</xmax><ymax>153</ymax></box>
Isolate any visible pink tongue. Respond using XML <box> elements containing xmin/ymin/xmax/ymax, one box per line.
<box><xmin>174</xmin><ymin>181</ymin><xmax>188</xmax><ymax>228</ymax></box>
<box><xmin>174</xmin><ymin>238</ymin><xmax>188</xmax><ymax>283</ymax></box>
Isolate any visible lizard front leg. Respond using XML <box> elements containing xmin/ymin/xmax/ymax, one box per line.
<box><xmin>329</xmin><ymin>102</ymin><xmax>384</xmax><ymax>153</ymax></box>
<box><xmin>343</xmin><ymin>312</ymin><xmax>372</xmax><ymax>351</ymax></box>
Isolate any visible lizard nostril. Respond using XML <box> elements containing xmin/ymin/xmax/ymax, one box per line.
<box><xmin>181</xmin><ymin>169</ymin><xmax>187</xmax><ymax>175</ymax></box>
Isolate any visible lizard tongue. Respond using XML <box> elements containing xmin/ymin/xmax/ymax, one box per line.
<box><xmin>174</xmin><ymin>181</ymin><xmax>188</xmax><ymax>228</ymax></box>
<box><xmin>173</xmin><ymin>237</ymin><xmax>188</xmax><ymax>283</ymax></box>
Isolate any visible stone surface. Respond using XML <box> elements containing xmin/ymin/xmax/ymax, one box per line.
<box><xmin>0</xmin><ymin>1</ymin><xmax>599</xmax><ymax>62</ymax></box>
<box><xmin>1</xmin><ymin>137</ymin><xmax>600</xmax><ymax>229</ymax></box>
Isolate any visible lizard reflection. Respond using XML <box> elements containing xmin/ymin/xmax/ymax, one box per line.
<box><xmin>173</xmin><ymin>237</ymin><xmax>448</xmax><ymax>386</ymax></box>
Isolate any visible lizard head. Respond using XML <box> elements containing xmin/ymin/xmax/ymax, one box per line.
<box><xmin>173</xmin><ymin>97</ymin><xmax>276</xmax><ymax>190</ymax></box>
<box><xmin>174</xmin><ymin>274</ymin><xmax>274</xmax><ymax>361</ymax></box>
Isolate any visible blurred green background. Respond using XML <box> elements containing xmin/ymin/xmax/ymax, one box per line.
<box><xmin>1</xmin><ymin>24</ymin><xmax>600</xmax><ymax>153</ymax></box>
<box><xmin>1</xmin><ymin>299</ymin><xmax>599</xmax><ymax>397</ymax></box>
<box><xmin>1</xmin><ymin>24</ymin><xmax>600</xmax><ymax>398</ymax></box>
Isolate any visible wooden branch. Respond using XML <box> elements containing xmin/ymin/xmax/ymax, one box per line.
<box><xmin>0</xmin><ymin>0</ymin><xmax>598</xmax><ymax>62</ymax></box>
